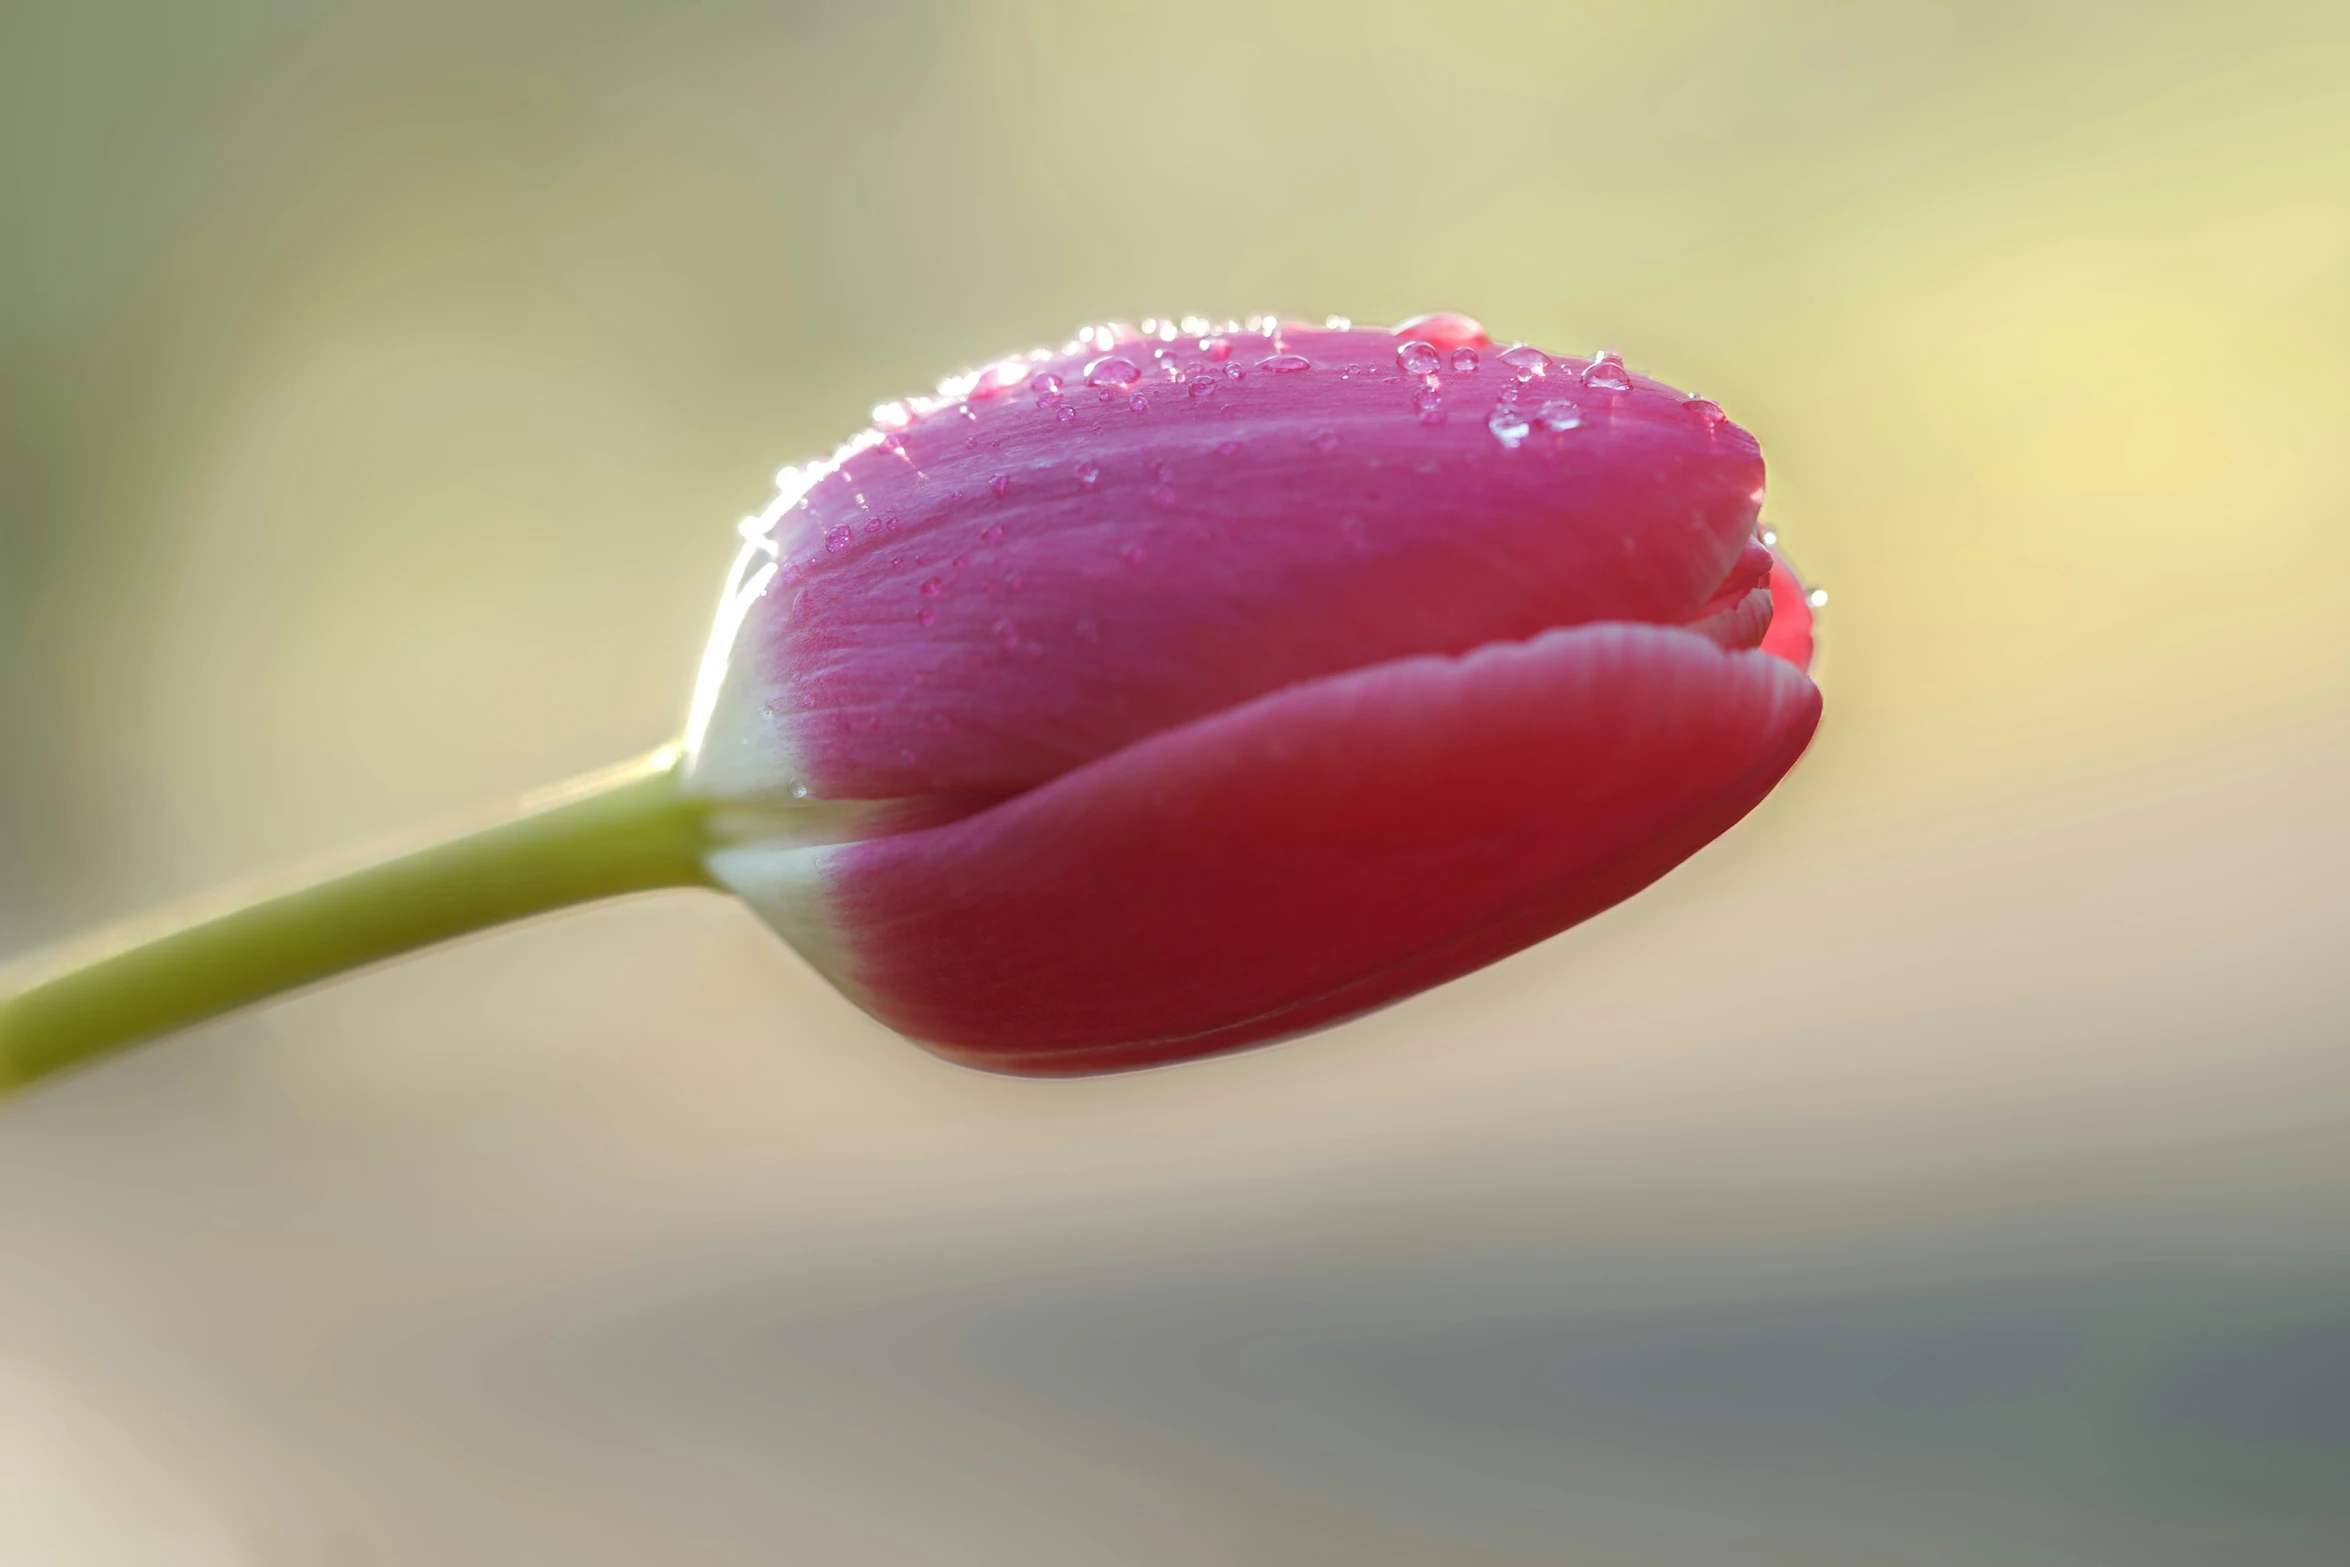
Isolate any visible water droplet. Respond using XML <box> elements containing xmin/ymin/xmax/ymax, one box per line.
<box><xmin>974</xmin><ymin>360</ymin><xmax>1029</xmax><ymax>396</ymax></box>
<box><xmin>1396</xmin><ymin>341</ymin><xmax>1442</xmax><ymax>376</ymax></box>
<box><xmin>988</xmin><ymin>473</ymin><xmax>1011</xmax><ymax>499</ymax></box>
<box><xmin>1202</xmin><ymin>336</ymin><xmax>1232</xmax><ymax>361</ymax></box>
<box><xmin>1495</xmin><ymin>383</ymin><xmax>1519</xmax><ymax>405</ymax></box>
<box><xmin>1450</xmin><ymin>347</ymin><xmax>1480</xmax><ymax>373</ymax></box>
<box><xmin>917</xmin><ymin>606</ymin><xmax>937</xmax><ymax>626</ymax></box>
<box><xmin>1393</xmin><ymin>312</ymin><xmax>1489</xmax><ymax>350</ymax></box>
<box><xmin>1149</xmin><ymin>484</ymin><xmax>1176</xmax><ymax>508</ymax></box>
<box><xmin>1583</xmin><ymin>352</ymin><xmax>1631</xmax><ymax>392</ymax></box>
<box><xmin>1129</xmin><ymin>393</ymin><xmax>1151</xmax><ymax>412</ymax></box>
<box><xmin>920</xmin><ymin>576</ymin><xmax>944</xmax><ymax>597</ymax></box>
<box><xmin>789</xmin><ymin>781</ymin><xmax>811</xmax><ymax>800</ymax></box>
<box><xmin>1413</xmin><ymin>386</ymin><xmax>1444</xmax><ymax>413</ymax></box>
<box><xmin>1122</xmin><ymin>543</ymin><xmax>1149</xmax><ymax>567</ymax></box>
<box><xmin>1487</xmin><ymin>407</ymin><xmax>1532</xmax><ymax>448</ymax></box>
<box><xmin>1029</xmin><ymin>373</ymin><xmax>1062</xmax><ymax>399</ymax></box>
<box><xmin>1536</xmin><ymin>400</ymin><xmax>1583</xmax><ymax>432</ymax></box>
<box><xmin>1055</xmin><ymin>405</ymin><xmax>1076</xmax><ymax>423</ymax></box>
<box><xmin>1076</xmin><ymin>461</ymin><xmax>1099</xmax><ymax>487</ymax></box>
<box><xmin>1324</xmin><ymin>314</ymin><xmax>1353</xmax><ymax>330</ymax></box>
<box><xmin>1419</xmin><ymin>401</ymin><xmax>1447</xmax><ymax>426</ymax></box>
<box><xmin>953</xmin><ymin>553</ymin><xmax>972</xmax><ymax>568</ymax></box>
<box><xmin>1683</xmin><ymin>397</ymin><xmax>1725</xmax><ymax>424</ymax></box>
<box><xmin>1215</xmin><ymin>440</ymin><xmax>1241</xmax><ymax>457</ymax></box>
<box><xmin>1188</xmin><ymin>376</ymin><xmax>1217</xmax><ymax>398</ymax></box>
<box><xmin>1257</xmin><ymin>353</ymin><xmax>1312</xmax><ymax>374</ymax></box>
<box><xmin>1499</xmin><ymin>345</ymin><xmax>1550</xmax><ymax>378</ymax></box>
<box><xmin>1180</xmin><ymin>315</ymin><xmax>1209</xmax><ymax>335</ymax></box>
<box><xmin>825</xmin><ymin>525</ymin><xmax>853</xmax><ymax>552</ymax></box>
<box><xmin>1807</xmin><ymin>588</ymin><xmax>1830</xmax><ymax>608</ymax></box>
<box><xmin>1309</xmin><ymin>430</ymin><xmax>1341</xmax><ymax>454</ymax></box>
<box><xmin>980</xmin><ymin>521</ymin><xmax>1005</xmax><ymax>544</ymax></box>
<box><xmin>1085</xmin><ymin>355</ymin><xmax>1141</xmax><ymax>387</ymax></box>
<box><xmin>873</xmin><ymin>401</ymin><xmax>912</xmax><ymax>428</ymax></box>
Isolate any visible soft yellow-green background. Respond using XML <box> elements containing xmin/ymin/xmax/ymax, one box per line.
<box><xmin>4</xmin><ymin>3</ymin><xmax>2347</xmax><ymax>1562</ymax></box>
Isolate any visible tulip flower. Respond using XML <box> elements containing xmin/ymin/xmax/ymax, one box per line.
<box><xmin>0</xmin><ymin>314</ymin><xmax>1820</xmax><ymax>1091</ymax></box>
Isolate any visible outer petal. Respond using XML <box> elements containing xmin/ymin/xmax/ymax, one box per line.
<box><xmin>691</xmin><ymin>324</ymin><xmax>1768</xmax><ymax>806</ymax></box>
<box><xmin>713</xmin><ymin>624</ymin><xmax>1820</xmax><ymax>1074</ymax></box>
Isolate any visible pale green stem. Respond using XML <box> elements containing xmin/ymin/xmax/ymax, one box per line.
<box><xmin>0</xmin><ymin>747</ymin><xmax>715</xmax><ymax>1095</ymax></box>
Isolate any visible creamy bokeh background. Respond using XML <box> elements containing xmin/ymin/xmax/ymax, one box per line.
<box><xmin>4</xmin><ymin>2</ymin><xmax>2347</xmax><ymax>1562</ymax></box>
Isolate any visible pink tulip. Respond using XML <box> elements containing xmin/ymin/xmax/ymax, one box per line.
<box><xmin>684</xmin><ymin>316</ymin><xmax>1821</xmax><ymax>1073</ymax></box>
<box><xmin>0</xmin><ymin>313</ymin><xmax>1821</xmax><ymax>1092</ymax></box>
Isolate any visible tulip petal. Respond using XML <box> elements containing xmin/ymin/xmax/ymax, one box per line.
<box><xmin>714</xmin><ymin>624</ymin><xmax>1819</xmax><ymax>1074</ymax></box>
<box><xmin>1761</xmin><ymin>557</ymin><xmax>1817</xmax><ymax>671</ymax></box>
<box><xmin>692</xmin><ymin>325</ymin><xmax>1768</xmax><ymax>806</ymax></box>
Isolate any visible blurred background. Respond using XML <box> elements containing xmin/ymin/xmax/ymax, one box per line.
<box><xmin>3</xmin><ymin>1</ymin><xmax>2348</xmax><ymax>1561</ymax></box>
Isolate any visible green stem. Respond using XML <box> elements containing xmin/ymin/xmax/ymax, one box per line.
<box><xmin>0</xmin><ymin>747</ymin><xmax>715</xmax><ymax>1095</ymax></box>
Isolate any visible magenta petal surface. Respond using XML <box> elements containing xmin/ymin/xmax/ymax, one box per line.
<box><xmin>718</xmin><ymin>325</ymin><xmax>1767</xmax><ymax>802</ymax></box>
<box><xmin>800</xmin><ymin>624</ymin><xmax>1820</xmax><ymax>1074</ymax></box>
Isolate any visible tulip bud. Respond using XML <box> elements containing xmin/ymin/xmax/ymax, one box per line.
<box><xmin>683</xmin><ymin>318</ymin><xmax>1821</xmax><ymax>1073</ymax></box>
<box><xmin>0</xmin><ymin>314</ymin><xmax>1822</xmax><ymax>1093</ymax></box>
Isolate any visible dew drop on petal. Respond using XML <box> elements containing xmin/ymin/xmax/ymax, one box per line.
<box><xmin>1076</xmin><ymin>461</ymin><xmax>1100</xmax><ymax>487</ymax></box>
<box><xmin>1324</xmin><ymin>314</ymin><xmax>1352</xmax><ymax>330</ymax></box>
<box><xmin>1257</xmin><ymin>353</ymin><xmax>1312</xmax><ymax>374</ymax></box>
<box><xmin>917</xmin><ymin>606</ymin><xmax>936</xmax><ymax>626</ymax></box>
<box><xmin>1085</xmin><ymin>355</ymin><xmax>1141</xmax><ymax>387</ymax></box>
<box><xmin>1487</xmin><ymin>407</ymin><xmax>1532</xmax><ymax>447</ymax></box>
<box><xmin>979</xmin><ymin>521</ymin><xmax>1005</xmax><ymax>544</ymax></box>
<box><xmin>1498</xmin><ymin>345</ymin><xmax>1550</xmax><ymax>378</ymax></box>
<box><xmin>1393</xmin><ymin>312</ymin><xmax>1488</xmax><ymax>350</ymax></box>
<box><xmin>1309</xmin><ymin>430</ymin><xmax>1341</xmax><ymax>454</ymax></box>
<box><xmin>825</xmin><ymin>525</ymin><xmax>853</xmax><ymax>552</ymax></box>
<box><xmin>988</xmin><ymin>473</ymin><xmax>1011</xmax><ymax>499</ymax></box>
<box><xmin>1028</xmin><ymin>373</ymin><xmax>1062</xmax><ymax>398</ymax></box>
<box><xmin>1583</xmin><ymin>352</ymin><xmax>1631</xmax><ymax>392</ymax></box>
<box><xmin>1450</xmin><ymin>347</ymin><xmax>1480</xmax><ymax>373</ymax></box>
<box><xmin>1149</xmin><ymin>484</ymin><xmax>1176</xmax><ymax>508</ymax></box>
<box><xmin>1536</xmin><ymin>399</ymin><xmax>1583</xmax><ymax>432</ymax></box>
<box><xmin>1396</xmin><ymin>340</ymin><xmax>1442</xmax><ymax>376</ymax></box>
<box><xmin>1056</xmin><ymin>404</ymin><xmax>1076</xmax><ymax>422</ymax></box>
<box><xmin>1202</xmin><ymin>336</ymin><xmax>1232</xmax><ymax>361</ymax></box>
<box><xmin>919</xmin><ymin>577</ymin><xmax>944</xmax><ymax>597</ymax></box>
<box><xmin>1683</xmin><ymin>397</ymin><xmax>1726</xmax><ymax>424</ymax></box>
<box><xmin>1188</xmin><ymin>376</ymin><xmax>1217</xmax><ymax>398</ymax></box>
<box><xmin>1129</xmin><ymin>393</ymin><xmax>1151</xmax><ymax>412</ymax></box>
